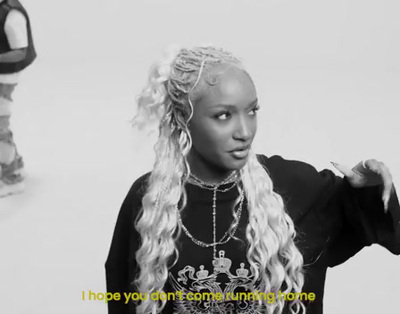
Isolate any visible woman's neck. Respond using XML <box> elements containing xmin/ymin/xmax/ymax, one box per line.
<box><xmin>188</xmin><ymin>160</ymin><xmax>236</xmax><ymax>185</ymax></box>
<box><xmin>186</xmin><ymin>148</ymin><xmax>242</xmax><ymax>185</ymax></box>
<box><xmin>189</xmin><ymin>170</ymin><xmax>237</xmax><ymax>187</ymax></box>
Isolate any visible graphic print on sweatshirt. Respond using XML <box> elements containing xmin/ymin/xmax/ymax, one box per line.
<box><xmin>168</xmin><ymin>250</ymin><xmax>268</xmax><ymax>313</ymax></box>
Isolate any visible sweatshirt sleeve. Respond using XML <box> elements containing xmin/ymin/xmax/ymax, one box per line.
<box><xmin>105</xmin><ymin>174</ymin><xmax>149</xmax><ymax>313</ymax></box>
<box><xmin>257</xmin><ymin>154</ymin><xmax>400</xmax><ymax>268</ymax></box>
<box><xmin>326</xmin><ymin>180</ymin><xmax>400</xmax><ymax>267</ymax></box>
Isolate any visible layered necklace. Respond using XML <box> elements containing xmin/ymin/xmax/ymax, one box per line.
<box><xmin>177</xmin><ymin>171</ymin><xmax>245</xmax><ymax>259</ymax></box>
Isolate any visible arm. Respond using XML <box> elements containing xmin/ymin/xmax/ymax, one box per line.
<box><xmin>327</xmin><ymin>178</ymin><xmax>400</xmax><ymax>267</ymax></box>
<box><xmin>258</xmin><ymin>154</ymin><xmax>399</xmax><ymax>313</ymax></box>
<box><xmin>326</xmin><ymin>159</ymin><xmax>400</xmax><ymax>266</ymax></box>
<box><xmin>0</xmin><ymin>10</ymin><xmax>28</xmax><ymax>63</ymax></box>
<box><xmin>258</xmin><ymin>155</ymin><xmax>400</xmax><ymax>264</ymax></box>
<box><xmin>0</xmin><ymin>48</ymin><xmax>27</xmax><ymax>63</ymax></box>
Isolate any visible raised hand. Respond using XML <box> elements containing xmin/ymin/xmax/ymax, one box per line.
<box><xmin>331</xmin><ymin>159</ymin><xmax>394</xmax><ymax>212</ymax></box>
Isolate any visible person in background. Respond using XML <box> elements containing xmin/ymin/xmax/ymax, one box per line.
<box><xmin>0</xmin><ymin>0</ymin><xmax>36</xmax><ymax>197</ymax></box>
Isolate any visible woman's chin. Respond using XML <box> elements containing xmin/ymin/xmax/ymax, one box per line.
<box><xmin>224</xmin><ymin>156</ymin><xmax>249</xmax><ymax>171</ymax></box>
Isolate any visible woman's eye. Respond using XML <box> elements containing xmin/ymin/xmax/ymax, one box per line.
<box><xmin>216</xmin><ymin>112</ymin><xmax>230</xmax><ymax>120</ymax></box>
<box><xmin>249</xmin><ymin>106</ymin><xmax>260</xmax><ymax>115</ymax></box>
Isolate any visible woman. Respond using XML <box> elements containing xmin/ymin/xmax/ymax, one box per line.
<box><xmin>105</xmin><ymin>46</ymin><xmax>399</xmax><ymax>314</ymax></box>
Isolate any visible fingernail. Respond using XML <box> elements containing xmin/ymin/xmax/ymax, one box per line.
<box><xmin>382</xmin><ymin>196</ymin><xmax>389</xmax><ymax>213</ymax></box>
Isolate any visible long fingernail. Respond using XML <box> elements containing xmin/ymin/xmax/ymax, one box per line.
<box><xmin>382</xmin><ymin>196</ymin><xmax>389</xmax><ymax>213</ymax></box>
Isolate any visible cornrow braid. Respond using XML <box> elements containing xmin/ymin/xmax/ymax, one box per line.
<box><xmin>167</xmin><ymin>46</ymin><xmax>242</xmax><ymax>108</ymax></box>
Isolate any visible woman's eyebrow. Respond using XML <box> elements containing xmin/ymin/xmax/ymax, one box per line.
<box><xmin>246</xmin><ymin>98</ymin><xmax>258</xmax><ymax>109</ymax></box>
<box><xmin>212</xmin><ymin>98</ymin><xmax>258</xmax><ymax>110</ymax></box>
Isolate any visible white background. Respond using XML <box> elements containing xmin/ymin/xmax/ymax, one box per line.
<box><xmin>0</xmin><ymin>0</ymin><xmax>399</xmax><ymax>313</ymax></box>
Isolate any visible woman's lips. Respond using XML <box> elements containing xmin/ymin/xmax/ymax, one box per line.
<box><xmin>230</xmin><ymin>147</ymin><xmax>250</xmax><ymax>159</ymax></box>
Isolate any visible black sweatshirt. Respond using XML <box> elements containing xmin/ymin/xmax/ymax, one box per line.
<box><xmin>105</xmin><ymin>155</ymin><xmax>400</xmax><ymax>313</ymax></box>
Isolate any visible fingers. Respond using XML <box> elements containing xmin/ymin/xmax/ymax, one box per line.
<box><xmin>352</xmin><ymin>160</ymin><xmax>370</xmax><ymax>176</ymax></box>
<box><xmin>352</xmin><ymin>159</ymin><xmax>379</xmax><ymax>178</ymax></box>
<box><xmin>379</xmin><ymin>165</ymin><xmax>393</xmax><ymax>212</ymax></box>
<box><xmin>352</xmin><ymin>159</ymin><xmax>381</xmax><ymax>186</ymax></box>
<box><xmin>334</xmin><ymin>159</ymin><xmax>394</xmax><ymax>213</ymax></box>
<box><xmin>331</xmin><ymin>161</ymin><xmax>369</xmax><ymax>187</ymax></box>
<box><xmin>330</xmin><ymin>162</ymin><xmax>355</xmax><ymax>177</ymax></box>
<box><xmin>364</xmin><ymin>160</ymin><xmax>393</xmax><ymax>210</ymax></box>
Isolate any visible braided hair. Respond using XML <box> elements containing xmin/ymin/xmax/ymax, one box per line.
<box><xmin>133</xmin><ymin>46</ymin><xmax>305</xmax><ymax>314</ymax></box>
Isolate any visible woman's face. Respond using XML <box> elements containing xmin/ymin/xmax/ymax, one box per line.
<box><xmin>187</xmin><ymin>64</ymin><xmax>258</xmax><ymax>182</ymax></box>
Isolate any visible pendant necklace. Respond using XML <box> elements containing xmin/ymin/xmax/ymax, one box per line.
<box><xmin>178</xmin><ymin>171</ymin><xmax>244</xmax><ymax>259</ymax></box>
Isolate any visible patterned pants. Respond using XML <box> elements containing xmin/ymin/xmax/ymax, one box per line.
<box><xmin>0</xmin><ymin>83</ymin><xmax>24</xmax><ymax>184</ymax></box>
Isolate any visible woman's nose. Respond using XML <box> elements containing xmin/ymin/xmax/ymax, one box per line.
<box><xmin>233</xmin><ymin>115</ymin><xmax>253</xmax><ymax>141</ymax></box>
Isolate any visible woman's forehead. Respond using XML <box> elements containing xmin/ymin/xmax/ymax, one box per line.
<box><xmin>196</xmin><ymin>65</ymin><xmax>257</xmax><ymax>107</ymax></box>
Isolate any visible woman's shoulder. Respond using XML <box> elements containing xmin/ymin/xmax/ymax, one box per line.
<box><xmin>119</xmin><ymin>172</ymin><xmax>151</xmax><ymax>217</ymax></box>
<box><xmin>127</xmin><ymin>172</ymin><xmax>151</xmax><ymax>198</ymax></box>
<box><xmin>257</xmin><ymin>154</ymin><xmax>339</xmax><ymax>182</ymax></box>
<box><xmin>256</xmin><ymin>154</ymin><xmax>328</xmax><ymax>182</ymax></box>
<box><xmin>256</xmin><ymin>154</ymin><xmax>343</xmax><ymax>211</ymax></box>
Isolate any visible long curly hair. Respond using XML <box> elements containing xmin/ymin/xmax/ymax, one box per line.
<box><xmin>132</xmin><ymin>45</ymin><xmax>305</xmax><ymax>314</ymax></box>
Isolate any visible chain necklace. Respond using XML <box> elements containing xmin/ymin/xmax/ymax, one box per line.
<box><xmin>179</xmin><ymin>171</ymin><xmax>244</xmax><ymax>259</ymax></box>
<box><xmin>188</xmin><ymin>171</ymin><xmax>239</xmax><ymax>191</ymax></box>
<box><xmin>187</xmin><ymin>178</ymin><xmax>239</xmax><ymax>193</ymax></box>
<box><xmin>177</xmin><ymin>190</ymin><xmax>244</xmax><ymax>257</ymax></box>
